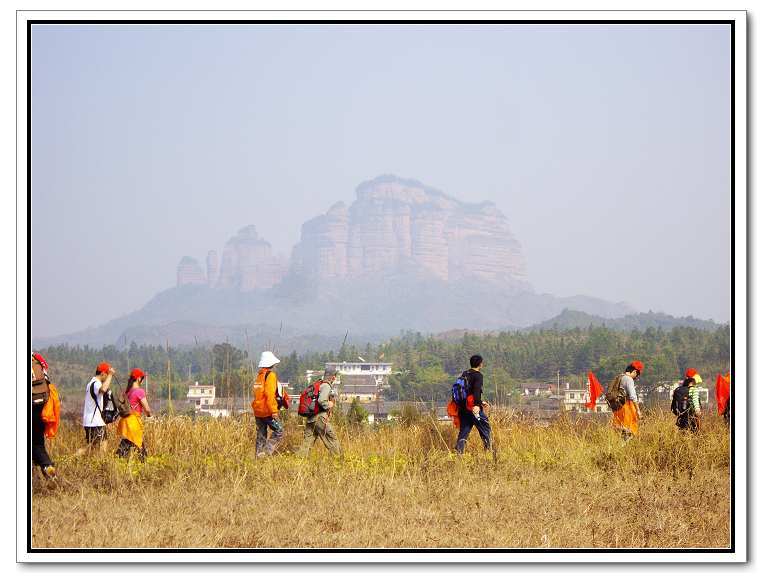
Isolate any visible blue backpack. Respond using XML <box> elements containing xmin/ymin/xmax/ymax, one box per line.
<box><xmin>452</xmin><ymin>372</ymin><xmax>470</xmax><ymax>407</ymax></box>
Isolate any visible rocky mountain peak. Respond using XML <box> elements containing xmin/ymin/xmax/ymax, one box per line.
<box><xmin>290</xmin><ymin>175</ymin><xmax>528</xmax><ymax>284</ymax></box>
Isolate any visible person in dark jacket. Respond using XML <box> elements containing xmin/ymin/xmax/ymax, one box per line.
<box><xmin>455</xmin><ymin>354</ymin><xmax>493</xmax><ymax>454</ymax></box>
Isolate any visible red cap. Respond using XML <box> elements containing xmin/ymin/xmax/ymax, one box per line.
<box><xmin>630</xmin><ymin>360</ymin><xmax>644</xmax><ymax>373</ymax></box>
<box><xmin>96</xmin><ymin>362</ymin><xmax>111</xmax><ymax>374</ymax></box>
<box><xmin>32</xmin><ymin>352</ymin><xmax>49</xmax><ymax>370</ymax></box>
<box><xmin>685</xmin><ymin>368</ymin><xmax>698</xmax><ymax>378</ymax></box>
<box><xmin>129</xmin><ymin>368</ymin><xmax>146</xmax><ymax>380</ymax></box>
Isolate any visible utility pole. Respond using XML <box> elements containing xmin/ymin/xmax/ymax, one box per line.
<box><xmin>166</xmin><ymin>339</ymin><xmax>173</xmax><ymax>414</ymax></box>
<box><xmin>244</xmin><ymin>328</ymin><xmax>255</xmax><ymax>414</ymax></box>
<box><xmin>493</xmin><ymin>368</ymin><xmax>499</xmax><ymax>410</ymax></box>
<box><xmin>226</xmin><ymin>340</ymin><xmax>232</xmax><ymax>414</ymax></box>
<box><xmin>557</xmin><ymin>370</ymin><xmax>560</xmax><ymax>397</ymax></box>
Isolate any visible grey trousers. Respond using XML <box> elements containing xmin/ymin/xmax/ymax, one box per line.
<box><xmin>297</xmin><ymin>416</ymin><xmax>340</xmax><ymax>456</ymax></box>
<box><xmin>255</xmin><ymin>416</ymin><xmax>285</xmax><ymax>455</ymax></box>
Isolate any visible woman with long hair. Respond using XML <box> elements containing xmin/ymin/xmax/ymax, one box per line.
<box><xmin>116</xmin><ymin>368</ymin><xmax>152</xmax><ymax>461</ymax></box>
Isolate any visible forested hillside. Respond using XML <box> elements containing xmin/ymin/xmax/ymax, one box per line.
<box><xmin>38</xmin><ymin>324</ymin><xmax>730</xmax><ymax>404</ymax></box>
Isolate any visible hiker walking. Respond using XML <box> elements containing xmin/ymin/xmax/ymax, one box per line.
<box><xmin>297</xmin><ymin>370</ymin><xmax>341</xmax><ymax>457</ymax></box>
<box><xmin>607</xmin><ymin>360</ymin><xmax>644</xmax><ymax>442</ymax></box>
<box><xmin>252</xmin><ymin>351</ymin><xmax>285</xmax><ymax>457</ymax></box>
<box><xmin>31</xmin><ymin>352</ymin><xmax>60</xmax><ymax>480</ymax></box>
<box><xmin>454</xmin><ymin>354</ymin><xmax>492</xmax><ymax>454</ymax></box>
<box><xmin>116</xmin><ymin>368</ymin><xmax>152</xmax><ymax>461</ymax></box>
<box><xmin>77</xmin><ymin>362</ymin><xmax>116</xmax><ymax>454</ymax></box>
<box><xmin>672</xmin><ymin>368</ymin><xmax>702</xmax><ymax>433</ymax></box>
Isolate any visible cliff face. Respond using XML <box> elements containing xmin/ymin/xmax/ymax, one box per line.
<box><xmin>176</xmin><ymin>256</ymin><xmax>206</xmax><ymax>287</ymax></box>
<box><xmin>216</xmin><ymin>226</ymin><xmax>286</xmax><ymax>291</ymax></box>
<box><xmin>176</xmin><ymin>226</ymin><xmax>287</xmax><ymax>292</ymax></box>
<box><xmin>178</xmin><ymin>176</ymin><xmax>527</xmax><ymax>292</ymax></box>
<box><xmin>289</xmin><ymin>202</ymin><xmax>350</xmax><ymax>279</ymax></box>
<box><xmin>290</xmin><ymin>175</ymin><xmax>528</xmax><ymax>284</ymax></box>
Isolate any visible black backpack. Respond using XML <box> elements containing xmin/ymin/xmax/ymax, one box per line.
<box><xmin>672</xmin><ymin>385</ymin><xmax>690</xmax><ymax>417</ymax></box>
<box><xmin>89</xmin><ymin>380</ymin><xmax>119</xmax><ymax>424</ymax></box>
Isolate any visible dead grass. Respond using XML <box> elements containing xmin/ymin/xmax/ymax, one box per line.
<box><xmin>31</xmin><ymin>409</ymin><xmax>730</xmax><ymax>549</ymax></box>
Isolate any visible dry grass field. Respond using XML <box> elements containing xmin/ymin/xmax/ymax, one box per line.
<box><xmin>30</xmin><ymin>409</ymin><xmax>730</xmax><ymax>549</ymax></box>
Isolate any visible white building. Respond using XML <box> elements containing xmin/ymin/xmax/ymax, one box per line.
<box><xmin>186</xmin><ymin>382</ymin><xmax>236</xmax><ymax>417</ymax></box>
<box><xmin>563</xmin><ymin>380</ymin><xmax>611</xmax><ymax>413</ymax></box>
<box><xmin>318</xmin><ymin>362</ymin><xmax>394</xmax><ymax>403</ymax></box>
<box><xmin>187</xmin><ymin>382</ymin><xmax>217</xmax><ymax>412</ymax></box>
<box><xmin>521</xmin><ymin>382</ymin><xmax>554</xmax><ymax>397</ymax></box>
<box><xmin>325</xmin><ymin>362</ymin><xmax>393</xmax><ymax>378</ymax></box>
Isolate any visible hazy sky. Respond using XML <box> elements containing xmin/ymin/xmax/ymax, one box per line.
<box><xmin>31</xmin><ymin>23</ymin><xmax>732</xmax><ymax>337</ymax></box>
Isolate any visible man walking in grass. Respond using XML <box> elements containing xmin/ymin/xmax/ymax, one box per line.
<box><xmin>77</xmin><ymin>362</ymin><xmax>116</xmax><ymax>455</ymax></box>
<box><xmin>297</xmin><ymin>370</ymin><xmax>341</xmax><ymax>457</ymax></box>
<box><xmin>455</xmin><ymin>354</ymin><xmax>492</xmax><ymax>454</ymax></box>
<box><xmin>610</xmin><ymin>360</ymin><xmax>644</xmax><ymax>442</ymax></box>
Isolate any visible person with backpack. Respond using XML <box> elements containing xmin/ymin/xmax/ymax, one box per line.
<box><xmin>77</xmin><ymin>362</ymin><xmax>116</xmax><ymax>454</ymax></box>
<box><xmin>31</xmin><ymin>352</ymin><xmax>58</xmax><ymax>480</ymax></box>
<box><xmin>116</xmin><ymin>368</ymin><xmax>152</xmax><ymax>461</ymax></box>
<box><xmin>671</xmin><ymin>372</ymin><xmax>701</xmax><ymax>433</ymax></box>
<box><xmin>608</xmin><ymin>360</ymin><xmax>644</xmax><ymax>442</ymax></box>
<box><xmin>454</xmin><ymin>354</ymin><xmax>492</xmax><ymax>454</ymax></box>
<box><xmin>296</xmin><ymin>370</ymin><xmax>341</xmax><ymax>457</ymax></box>
<box><xmin>251</xmin><ymin>351</ymin><xmax>284</xmax><ymax>457</ymax></box>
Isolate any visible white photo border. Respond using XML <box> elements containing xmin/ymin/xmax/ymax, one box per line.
<box><xmin>16</xmin><ymin>9</ymin><xmax>747</xmax><ymax>563</ymax></box>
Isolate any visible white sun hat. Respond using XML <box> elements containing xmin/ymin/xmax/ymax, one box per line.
<box><xmin>258</xmin><ymin>351</ymin><xmax>281</xmax><ymax>368</ymax></box>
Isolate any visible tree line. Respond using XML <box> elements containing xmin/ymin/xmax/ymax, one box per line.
<box><xmin>37</xmin><ymin>324</ymin><xmax>730</xmax><ymax>404</ymax></box>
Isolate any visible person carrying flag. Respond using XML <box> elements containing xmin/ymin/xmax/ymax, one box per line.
<box><xmin>611</xmin><ymin>360</ymin><xmax>644</xmax><ymax>442</ymax></box>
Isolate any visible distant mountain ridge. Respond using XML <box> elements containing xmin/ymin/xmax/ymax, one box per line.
<box><xmin>35</xmin><ymin>175</ymin><xmax>680</xmax><ymax>350</ymax></box>
<box><xmin>33</xmin><ymin>277</ymin><xmax>635</xmax><ymax>349</ymax></box>
<box><xmin>528</xmin><ymin>309</ymin><xmax>724</xmax><ymax>332</ymax></box>
<box><xmin>35</xmin><ymin>307</ymin><xmax>724</xmax><ymax>353</ymax></box>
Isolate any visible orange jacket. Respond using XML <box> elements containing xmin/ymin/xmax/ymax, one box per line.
<box><xmin>252</xmin><ymin>368</ymin><xmax>279</xmax><ymax>418</ymax></box>
<box><xmin>40</xmin><ymin>383</ymin><xmax>61</xmax><ymax>438</ymax></box>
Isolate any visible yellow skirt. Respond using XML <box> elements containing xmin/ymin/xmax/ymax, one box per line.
<box><xmin>612</xmin><ymin>401</ymin><xmax>639</xmax><ymax>436</ymax></box>
<box><xmin>117</xmin><ymin>413</ymin><xmax>144</xmax><ymax>448</ymax></box>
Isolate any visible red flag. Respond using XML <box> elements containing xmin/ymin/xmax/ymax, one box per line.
<box><xmin>587</xmin><ymin>371</ymin><xmax>604</xmax><ymax>410</ymax></box>
<box><xmin>716</xmin><ymin>372</ymin><xmax>731</xmax><ymax>415</ymax></box>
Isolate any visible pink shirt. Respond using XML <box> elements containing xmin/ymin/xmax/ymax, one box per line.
<box><xmin>126</xmin><ymin>387</ymin><xmax>146</xmax><ymax>414</ymax></box>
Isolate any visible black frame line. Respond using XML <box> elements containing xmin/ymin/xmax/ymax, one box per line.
<box><xmin>23</xmin><ymin>17</ymin><xmax>738</xmax><ymax>558</ymax></box>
